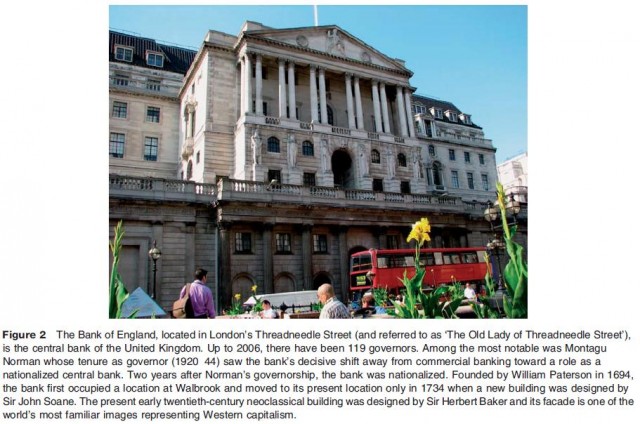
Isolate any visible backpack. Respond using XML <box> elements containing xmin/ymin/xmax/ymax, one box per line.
<box><xmin>172</xmin><ymin>283</ymin><xmax>195</xmax><ymax>318</ymax></box>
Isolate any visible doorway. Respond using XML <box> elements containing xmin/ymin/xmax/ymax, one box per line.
<box><xmin>331</xmin><ymin>149</ymin><xmax>353</xmax><ymax>188</ymax></box>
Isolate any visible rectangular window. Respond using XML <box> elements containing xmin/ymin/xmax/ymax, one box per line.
<box><xmin>267</xmin><ymin>169</ymin><xmax>281</xmax><ymax>183</ymax></box>
<box><xmin>276</xmin><ymin>233</ymin><xmax>292</xmax><ymax>253</ymax></box>
<box><xmin>313</xmin><ymin>234</ymin><xmax>328</xmax><ymax>253</ymax></box>
<box><xmin>451</xmin><ymin>171</ymin><xmax>459</xmax><ymax>189</ymax></box>
<box><xmin>235</xmin><ymin>233</ymin><xmax>252</xmax><ymax>253</ymax></box>
<box><xmin>467</xmin><ymin>172</ymin><xmax>475</xmax><ymax>190</ymax></box>
<box><xmin>464</xmin><ymin>152</ymin><xmax>471</xmax><ymax>163</ymax></box>
<box><xmin>303</xmin><ymin>172</ymin><xmax>316</xmax><ymax>186</ymax></box>
<box><xmin>115</xmin><ymin>46</ymin><xmax>133</xmax><ymax>62</ymax></box>
<box><xmin>114</xmin><ymin>73</ymin><xmax>129</xmax><ymax>86</ymax></box>
<box><xmin>109</xmin><ymin>133</ymin><xmax>125</xmax><ymax>158</ymax></box>
<box><xmin>372</xmin><ymin>178</ymin><xmax>384</xmax><ymax>192</ymax></box>
<box><xmin>386</xmin><ymin>235</ymin><xmax>399</xmax><ymax>250</ymax></box>
<box><xmin>400</xmin><ymin>181</ymin><xmax>411</xmax><ymax>194</ymax></box>
<box><xmin>146</xmin><ymin>52</ymin><xmax>164</xmax><ymax>67</ymax></box>
<box><xmin>147</xmin><ymin>79</ymin><xmax>161</xmax><ymax>91</ymax></box>
<box><xmin>482</xmin><ymin>174</ymin><xmax>489</xmax><ymax>191</ymax></box>
<box><xmin>425</xmin><ymin>120</ymin><xmax>433</xmax><ymax>137</ymax></box>
<box><xmin>146</xmin><ymin>106</ymin><xmax>160</xmax><ymax>123</ymax></box>
<box><xmin>144</xmin><ymin>137</ymin><xmax>158</xmax><ymax>161</ymax></box>
<box><xmin>449</xmin><ymin>149</ymin><xmax>456</xmax><ymax>161</ymax></box>
<box><xmin>112</xmin><ymin>101</ymin><xmax>127</xmax><ymax>118</ymax></box>
<box><xmin>479</xmin><ymin>154</ymin><xmax>485</xmax><ymax>165</ymax></box>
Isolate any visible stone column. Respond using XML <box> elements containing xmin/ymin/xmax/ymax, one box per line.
<box><xmin>319</xmin><ymin>68</ymin><xmax>328</xmax><ymax>124</ymax></box>
<box><xmin>309</xmin><ymin>66</ymin><xmax>318</xmax><ymax>123</ymax></box>
<box><xmin>301</xmin><ymin>225</ymin><xmax>313</xmax><ymax>290</ymax></box>
<box><xmin>287</xmin><ymin>61</ymin><xmax>296</xmax><ymax>119</ymax></box>
<box><xmin>337</xmin><ymin>226</ymin><xmax>349</xmax><ymax>302</ymax></box>
<box><xmin>218</xmin><ymin>222</ymin><xmax>232</xmax><ymax>308</ymax></box>
<box><xmin>354</xmin><ymin>76</ymin><xmax>364</xmax><ymax>130</ymax></box>
<box><xmin>345</xmin><ymin>73</ymin><xmax>355</xmax><ymax>129</ymax></box>
<box><xmin>245</xmin><ymin>54</ymin><xmax>252</xmax><ymax>114</ymax></box>
<box><xmin>371</xmin><ymin>80</ymin><xmax>382</xmax><ymax>133</ymax></box>
<box><xmin>255</xmin><ymin>55</ymin><xmax>263</xmax><ymax>115</ymax></box>
<box><xmin>263</xmin><ymin>224</ymin><xmax>274</xmax><ymax>294</ymax></box>
<box><xmin>404</xmin><ymin>88</ymin><xmax>415</xmax><ymax>138</ymax></box>
<box><xmin>380</xmin><ymin>82</ymin><xmax>390</xmax><ymax>133</ymax></box>
<box><xmin>396</xmin><ymin>85</ymin><xmax>408</xmax><ymax>137</ymax></box>
<box><xmin>278</xmin><ymin>58</ymin><xmax>287</xmax><ymax>118</ymax></box>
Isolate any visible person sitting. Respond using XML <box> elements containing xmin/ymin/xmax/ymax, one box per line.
<box><xmin>354</xmin><ymin>293</ymin><xmax>387</xmax><ymax>317</ymax></box>
<box><xmin>260</xmin><ymin>299</ymin><xmax>278</xmax><ymax>319</ymax></box>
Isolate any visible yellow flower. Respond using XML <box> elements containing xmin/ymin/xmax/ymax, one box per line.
<box><xmin>251</xmin><ymin>285</ymin><xmax>257</xmax><ymax>294</ymax></box>
<box><xmin>234</xmin><ymin>293</ymin><xmax>241</xmax><ymax>301</ymax></box>
<box><xmin>406</xmin><ymin>217</ymin><xmax>431</xmax><ymax>245</ymax></box>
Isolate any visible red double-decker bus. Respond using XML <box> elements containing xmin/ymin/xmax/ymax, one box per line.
<box><xmin>349</xmin><ymin>247</ymin><xmax>488</xmax><ymax>298</ymax></box>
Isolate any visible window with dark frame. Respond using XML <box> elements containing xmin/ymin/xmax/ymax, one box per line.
<box><xmin>464</xmin><ymin>152</ymin><xmax>471</xmax><ymax>163</ymax></box>
<box><xmin>276</xmin><ymin>233</ymin><xmax>292</xmax><ymax>253</ymax></box>
<box><xmin>267</xmin><ymin>137</ymin><xmax>280</xmax><ymax>153</ymax></box>
<box><xmin>235</xmin><ymin>232</ymin><xmax>252</xmax><ymax>253</ymax></box>
<box><xmin>479</xmin><ymin>154</ymin><xmax>485</xmax><ymax>165</ymax></box>
<box><xmin>313</xmin><ymin>234</ymin><xmax>328</xmax><ymax>253</ymax></box>
<box><xmin>482</xmin><ymin>174</ymin><xmax>489</xmax><ymax>191</ymax></box>
<box><xmin>112</xmin><ymin>101</ymin><xmax>127</xmax><ymax>118</ymax></box>
<box><xmin>267</xmin><ymin>169</ymin><xmax>281</xmax><ymax>183</ymax></box>
<box><xmin>467</xmin><ymin>172</ymin><xmax>475</xmax><ymax>190</ymax></box>
<box><xmin>109</xmin><ymin>133</ymin><xmax>125</xmax><ymax>158</ymax></box>
<box><xmin>144</xmin><ymin>137</ymin><xmax>158</xmax><ymax>161</ymax></box>
<box><xmin>398</xmin><ymin>153</ymin><xmax>407</xmax><ymax>167</ymax></box>
<box><xmin>372</xmin><ymin>178</ymin><xmax>383</xmax><ymax>192</ymax></box>
<box><xmin>146</xmin><ymin>106</ymin><xmax>160</xmax><ymax>123</ymax></box>
<box><xmin>303</xmin><ymin>172</ymin><xmax>316</xmax><ymax>186</ymax></box>
<box><xmin>451</xmin><ymin>170</ymin><xmax>459</xmax><ymax>188</ymax></box>
<box><xmin>302</xmin><ymin>140</ymin><xmax>314</xmax><ymax>156</ymax></box>
<box><xmin>371</xmin><ymin>149</ymin><xmax>380</xmax><ymax>164</ymax></box>
<box><xmin>449</xmin><ymin>149</ymin><xmax>456</xmax><ymax>161</ymax></box>
<box><xmin>400</xmin><ymin>181</ymin><xmax>411</xmax><ymax>194</ymax></box>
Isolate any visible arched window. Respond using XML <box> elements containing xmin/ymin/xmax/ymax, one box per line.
<box><xmin>371</xmin><ymin>149</ymin><xmax>380</xmax><ymax>164</ymax></box>
<box><xmin>397</xmin><ymin>153</ymin><xmax>407</xmax><ymax>167</ymax></box>
<box><xmin>186</xmin><ymin>160</ymin><xmax>193</xmax><ymax>180</ymax></box>
<box><xmin>428</xmin><ymin>144</ymin><xmax>436</xmax><ymax>156</ymax></box>
<box><xmin>302</xmin><ymin>140</ymin><xmax>314</xmax><ymax>156</ymax></box>
<box><xmin>432</xmin><ymin>161</ymin><xmax>443</xmax><ymax>187</ymax></box>
<box><xmin>267</xmin><ymin>136</ymin><xmax>280</xmax><ymax>153</ymax></box>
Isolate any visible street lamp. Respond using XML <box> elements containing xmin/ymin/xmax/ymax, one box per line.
<box><xmin>148</xmin><ymin>241</ymin><xmax>162</xmax><ymax>299</ymax></box>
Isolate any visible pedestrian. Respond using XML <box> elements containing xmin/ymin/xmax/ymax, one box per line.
<box><xmin>180</xmin><ymin>268</ymin><xmax>216</xmax><ymax>318</ymax></box>
<box><xmin>317</xmin><ymin>284</ymin><xmax>351</xmax><ymax>319</ymax></box>
<box><xmin>464</xmin><ymin>282</ymin><xmax>477</xmax><ymax>302</ymax></box>
<box><xmin>260</xmin><ymin>299</ymin><xmax>278</xmax><ymax>319</ymax></box>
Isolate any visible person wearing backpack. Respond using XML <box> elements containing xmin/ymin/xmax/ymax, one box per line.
<box><xmin>180</xmin><ymin>268</ymin><xmax>216</xmax><ymax>318</ymax></box>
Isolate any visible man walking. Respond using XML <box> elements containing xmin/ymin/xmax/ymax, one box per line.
<box><xmin>180</xmin><ymin>268</ymin><xmax>216</xmax><ymax>318</ymax></box>
<box><xmin>317</xmin><ymin>283</ymin><xmax>351</xmax><ymax>319</ymax></box>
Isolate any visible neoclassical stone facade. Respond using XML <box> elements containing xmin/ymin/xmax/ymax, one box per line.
<box><xmin>109</xmin><ymin>23</ymin><xmax>526</xmax><ymax>312</ymax></box>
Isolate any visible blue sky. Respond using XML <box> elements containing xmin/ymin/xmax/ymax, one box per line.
<box><xmin>109</xmin><ymin>5</ymin><xmax>527</xmax><ymax>164</ymax></box>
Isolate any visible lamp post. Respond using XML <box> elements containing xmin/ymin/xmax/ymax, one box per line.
<box><xmin>483</xmin><ymin>192</ymin><xmax>521</xmax><ymax>291</ymax></box>
<box><xmin>148</xmin><ymin>241</ymin><xmax>162</xmax><ymax>299</ymax></box>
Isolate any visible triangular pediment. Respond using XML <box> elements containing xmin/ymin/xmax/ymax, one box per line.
<box><xmin>245</xmin><ymin>25</ymin><xmax>409</xmax><ymax>73</ymax></box>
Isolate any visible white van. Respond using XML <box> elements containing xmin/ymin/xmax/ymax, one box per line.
<box><xmin>243</xmin><ymin>290</ymin><xmax>318</xmax><ymax>312</ymax></box>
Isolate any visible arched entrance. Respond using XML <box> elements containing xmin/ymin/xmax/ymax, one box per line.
<box><xmin>313</xmin><ymin>272</ymin><xmax>332</xmax><ymax>290</ymax></box>
<box><xmin>331</xmin><ymin>149</ymin><xmax>353</xmax><ymax>188</ymax></box>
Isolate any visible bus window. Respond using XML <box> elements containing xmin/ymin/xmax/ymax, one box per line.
<box><xmin>377</xmin><ymin>256</ymin><xmax>389</xmax><ymax>268</ymax></box>
<box><xmin>405</xmin><ymin>256</ymin><xmax>415</xmax><ymax>267</ymax></box>
<box><xmin>434</xmin><ymin>252</ymin><xmax>443</xmax><ymax>265</ymax></box>
<box><xmin>463</xmin><ymin>253</ymin><xmax>478</xmax><ymax>263</ymax></box>
<box><xmin>352</xmin><ymin>253</ymin><xmax>372</xmax><ymax>271</ymax></box>
<box><xmin>451</xmin><ymin>255</ymin><xmax>461</xmax><ymax>264</ymax></box>
<box><xmin>443</xmin><ymin>255</ymin><xmax>452</xmax><ymax>264</ymax></box>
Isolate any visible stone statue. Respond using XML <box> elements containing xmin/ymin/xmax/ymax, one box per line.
<box><xmin>412</xmin><ymin>148</ymin><xmax>422</xmax><ymax>179</ymax></box>
<box><xmin>386</xmin><ymin>146</ymin><xmax>395</xmax><ymax>178</ymax></box>
<box><xmin>358</xmin><ymin>143</ymin><xmax>369</xmax><ymax>177</ymax></box>
<box><xmin>251</xmin><ymin>129</ymin><xmax>262</xmax><ymax>165</ymax></box>
<box><xmin>326</xmin><ymin>28</ymin><xmax>345</xmax><ymax>56</ymax></box>
<box><xmin>287</xmin><ymin>133</ymin><xmax>297</xmax><ymax>167</ymax></box>
<box><xmin>321</xmin><ymin>138</ymin><xmax>329</xmax><ymax>173</ymax></box>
